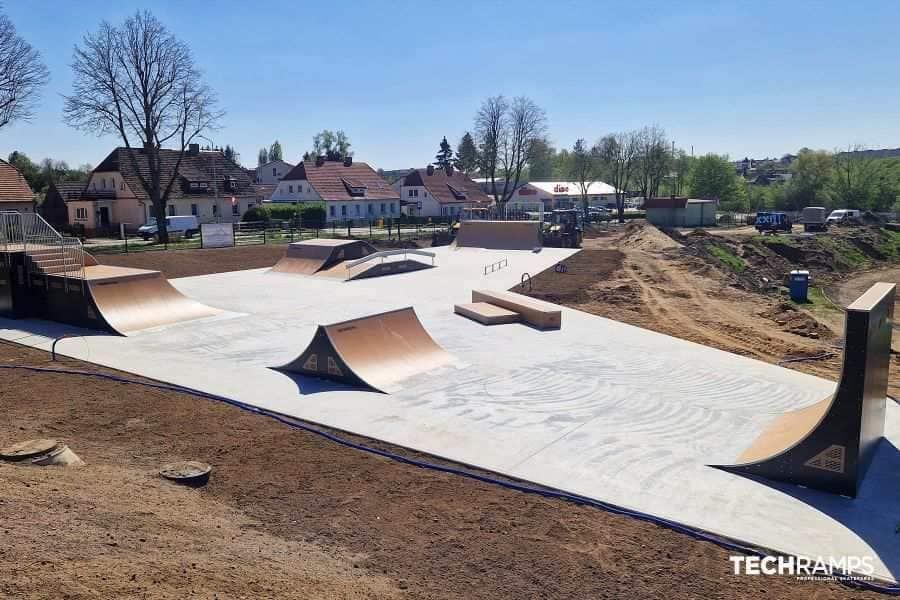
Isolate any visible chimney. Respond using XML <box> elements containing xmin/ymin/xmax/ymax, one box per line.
<box><xmin>426</xmin><ymin>165</ymin><xmax>434</xmax><ymax>176</ymax></box>
<box><xmin>188</xmin><ymin>143</ymin><xmax>200</xmax><ymax>156</ymax></box>
<box><xmin>315</xmin><ymin>155</ymin><xmax>325</xmax><ymax>167</ymax></box>
<box><xmin>343</xmin><ymin>156</ymin><xmax>353</xmax><ymax>167</ymax></box>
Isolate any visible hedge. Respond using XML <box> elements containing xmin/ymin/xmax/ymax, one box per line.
<box><xmin>243</xmin><ymin>203</ymin><xmax>326</xmax><ymax>228</ymax></box>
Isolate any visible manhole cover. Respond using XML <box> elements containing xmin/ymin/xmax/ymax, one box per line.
<box><xmin>0</xmin><ymin>439</ymin><xmax>63</xmax><ymax>462</ymax></box>
<box><xmin>160</xmin><ymin>461</ymin><xmax>212</xmax><ymax>486</ymax></box>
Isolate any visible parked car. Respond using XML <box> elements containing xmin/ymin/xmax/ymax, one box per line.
<box><xmin>800</xmin><ymin>206</ymin><xmax>828</xmax><ymax>232</ymax></box>
<box><xmin>138</xmin><ymin>215</ymin><xmax>200</xmax><ymax>240</ymax></box>
<box><xmin>755</xmin><ymin>211</ymin><xmax>792</xmax><ymax>233</ymax></box>
<box><xmin>826</xmin><ymin>209</ymin><xmax>861</xmax><ymax>225</ymax></box>
<box><xmin>588</xmin><ymin>207</ymin><xmax>612</xmax><ymax>222</ymax></box>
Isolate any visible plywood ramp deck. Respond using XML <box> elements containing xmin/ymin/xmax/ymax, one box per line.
<box><xmin>471</xmin><ymin>289</ymin><xmax>561</xmax><ymax>329</ymax></box>
<box><xmin>454</xmin><ymin>302</ymin><xmax>520</xmax><ymax>325</ymax></box>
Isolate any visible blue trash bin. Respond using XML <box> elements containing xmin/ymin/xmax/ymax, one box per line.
<box><xmin>789</xmin><ymin>270</ymin><xmax>810</xmax><ymax>302</ymax></box>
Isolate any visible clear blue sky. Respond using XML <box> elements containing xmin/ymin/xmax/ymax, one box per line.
<box><xmin>3</xmin><ymin>1</ymin><xmax>900</xmax><ymax>170</ymax></box>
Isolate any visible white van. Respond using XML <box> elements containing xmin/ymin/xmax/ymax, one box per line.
<box><xmin>138</xmin><ymin>215</ymin><xmax>200</xmax><ymax>240</ymax></box>
<box><xmin>826</xmin><ymin>209</ymin><xmax>861</xmax><ymax>225</ymax></box>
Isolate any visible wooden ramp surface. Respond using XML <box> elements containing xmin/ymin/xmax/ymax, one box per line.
<box><xmin>454</xmin><ymin>302</ymin><xmax>521</xmax><ymax>325</ymax></box>
<box><xmin>471</xmin><ymin>289</ymin><xmax>562</xmax><ymax>329</ymax></box>
<box><xmin>455</xmin><ymin>220</ymin><xmax>541</xmax><ymax>250</ymax></box>
<box><xmin>277</xmin><ymin>307</ymin><xmax>453</xmax><ymax>393</ymax></box>
<box><xmin>83</xmin><ymin>265</ymin><xmax>221</xmax><ymax>335</ymax></box>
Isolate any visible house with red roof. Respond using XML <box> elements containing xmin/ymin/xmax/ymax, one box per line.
<box><xmin>0</xmin><ymin>159</ymin><xmax>35</xmax><ymax>213</ymax></box>
<box><xmin>270</xmin><ymin>156</ymin><xmax>400</xmax><ymax>222</ymax></box>
<box><xmin>398</xmin><ymin>165</ymin><xmax>492</xmax><ymax>218</ymax></box>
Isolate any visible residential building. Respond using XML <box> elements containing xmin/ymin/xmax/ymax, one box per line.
<box><xmin>271</xmin><ymin>157</ymin><xmax>400</xmax><ymax>222</ymax></box>
<box><xmin>644</xmin><ymin>197</ymin><xmax>718</xmax><ymax>227</ymax></box>
<box><xmin>40</xmin><ymin>181</ymin><xmax>87</xmax><ymax>229</ymax></box>
<box><xmin>508</xmin><ymin>180</ymin><xmax>618</xmax><ymax>212</ymax></box>
<box><xmin>0</xmin><ymin>159</ymin><xmax>35</xmax><ymax>213</ymax></box>
<box><xmin>399</xmin><ymin>166</ymin><xmax>492</xmax><ymax>218</ymax></box>
<box><xmin>254</xmin><ymin>159</ymin><xmax>295</xmax><ymax>185</ymax></box>
<box><xmin>67</xmin><ymin>144</ymin><xmax>257</xmax><ymax>234</ymax></box>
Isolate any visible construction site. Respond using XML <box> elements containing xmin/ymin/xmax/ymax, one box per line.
<box><xmin>0</xmin><ymin>213</ymin><xmax>897</xmax><ymax>599</ymax></box>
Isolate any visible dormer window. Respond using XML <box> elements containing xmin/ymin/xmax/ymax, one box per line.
<box><xmin>189</xmin><ymin>181</ymin><xmax>209</xmax><ymax>191</ymax></box>
<box><xmin>447</xmin><ymin>184</ymin><xmax>467</xmax><ymax>200</ymax></box>
<box><xmin>342</xmin><ymin>177</ymin><xmax>367</xmax><ymax>197</ymax></box>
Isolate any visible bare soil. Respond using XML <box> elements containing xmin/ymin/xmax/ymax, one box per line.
<box><xmin>0</xmin><ymin>343</ymin><xmax>882</xmax><ymax>599</ymax></box>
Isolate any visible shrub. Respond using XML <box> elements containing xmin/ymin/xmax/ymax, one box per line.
<box><xmin>243</xmin><ymin>205</ymin><xmax>271</xmax><ymax>222</ymax></box>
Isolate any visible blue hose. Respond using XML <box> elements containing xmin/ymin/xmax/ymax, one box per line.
<box><xmin>2</xmin><ymin>363</ymin><xmax>897</xmax><ymax>595</ymax></box>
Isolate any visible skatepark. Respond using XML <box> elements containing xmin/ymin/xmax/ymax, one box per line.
<box><xmin>1</xmin><ymin>215</ymin><xmax>898</xmax><ymax>588</ymax></box>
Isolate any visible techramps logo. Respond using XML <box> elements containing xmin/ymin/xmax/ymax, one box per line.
<box><xmin>729</xmin><ymin>555</ymin><xmax>876</xmax><ymax>582</ymax></box>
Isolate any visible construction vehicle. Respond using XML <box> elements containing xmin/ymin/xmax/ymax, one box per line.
<box><xmin>800</xmin><ymin>206</ymin><xmax>828</xmax><ymax>232</ymax></box>
<box><xmin>542</xmin><ymin>209</ymin><xmax>583</xmax><ymax>248</ymax></box>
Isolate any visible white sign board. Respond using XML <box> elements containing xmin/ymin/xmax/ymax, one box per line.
<box><xmin>201</xmin><ymin>223</ymin><xmax>234</xmax><ymax>248</ymax></box>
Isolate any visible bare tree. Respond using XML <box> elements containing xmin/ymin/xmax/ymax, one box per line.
<box><xmin>0</xmin><ymin>12</ymin><xmax>49</xmax><ymax>130</ymax></box>
<box><xmin>63</xmin><ymin>11</ymin><xmax>222</xmax><ymax>242</ymax></box>
<box><xmin>569</xmin><ymin>138</ymin><xmax>602</xmax><ymax>219</ymax></box>
<box><xmin>633</xmin><ymin>125</ymin><xmax>670</xmax><ymax>201</ymax></box>
<box><xmin>597</xmin><ymin>131</ymin><xmax>638</xmax><ymax>223</ymax></box>
<box><xmin>474</xmin><ymin>95</ymin><xmax>546</xmax><ymax>208</ymax></box>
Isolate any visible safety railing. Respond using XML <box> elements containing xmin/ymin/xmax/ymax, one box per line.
<box><xmin>344</xmin><ymin>249</ymin><xmax>436</xmax><ymax>279</ymax></box>
<box><xmin>0</xmin><ymin>211</ymin><xmax>85</xmax><ymax>281</ymax></box>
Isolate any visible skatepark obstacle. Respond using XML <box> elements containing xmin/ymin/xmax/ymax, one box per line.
<box><xmin>456</xmin><ymin>289</ymin><xmax>562</xmax><ymax>329</ymax></box>
<box><xmin>454</xmin><ymin>220</ymin><xmax>542</xmax><ymax>250</ymax></box>
<box><xmin>272</xmin><ymin>239</ymin><xmax>435</xmax><ymax>280</ymax></box>
<box><xmin>715</xmin><ymin>282</ymin><xmax>895</xmax><ymax>497</ymax></box>
<box><xmin>276</xmin><ymin>306</ymin><xmax>452</xmax><ymax>393</ymax></box>
<box><xmin>0</xmin><ymin>213</ymin><xmax>220</xmax><ymax>336</ymax></box>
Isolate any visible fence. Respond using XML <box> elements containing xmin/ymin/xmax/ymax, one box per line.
<box><xmin>87</xmin><ymin>217</ymin><xmax>458</xmax><ymax>255</ymax></box>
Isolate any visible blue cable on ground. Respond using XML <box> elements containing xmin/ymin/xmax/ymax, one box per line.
<box><xmin>2</xmin><ymin>362</ymin><xmax>897</xmax><ymax>596</ymax></box>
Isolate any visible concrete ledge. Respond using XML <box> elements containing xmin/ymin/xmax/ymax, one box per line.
<box><xmin>472</xmin><ymin>289</ymin><xmax>561</xmax><ymax>329</ymax></box>
<box><xmin>454</xmin><ymin>302</ymin><xmax>521</xmax><ymax>325</ymax></box>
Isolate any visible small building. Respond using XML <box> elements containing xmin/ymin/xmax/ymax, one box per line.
<box><xmin>508</xmin><ymin>180</ymin><xmax>618</xmax><ymax>212</ymax></box>
<box><xmin>399</xmin><ymin>165</ymin><xmax>492</xmax><ymax>218</ymax></box>
<box><xmin>254</xmin><ymin>159</ymin><xmax>295</xmax><ymax>185</ymax></box>
<box><xmin>68</xmin><ymin>145</ymin><xmax>258</xmax><ymax>235</ymax></box>
<box><xmin>0</xmin><ymin>159</ymin><xmax>36</xmax><ymax>213</ymax></box>
<box><xmin>271</xmin><ymin>156</ymin><xmax>400</xmax><ymax>223</ymax></box>
<box><xmin>644</xmin><ymin>197</ymin><xmax>718</xmax><ymax>227</ymax></box>
<box><xmin>40</xmin><ymin>181</ymin><xmax>87</xmax><ymax>229</ymax></box>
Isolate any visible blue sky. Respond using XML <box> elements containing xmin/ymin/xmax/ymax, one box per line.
<box><xmin>3</xmin><ymin>1</ymin><xmax>900</xmax><ymax>170</ymax></box>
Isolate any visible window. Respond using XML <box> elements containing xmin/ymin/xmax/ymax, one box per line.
<box><xmin>167</xmin><ymin>205</ymin><xmax>176</xmax><ymax>216</ymax></box>
<box><xmin>272</xmin><ymin>167</ymin><xmax>276</xmax><ymax>177</ymax></box>
<box><xmin>289</xmin><ymin>185</ymin><xmax>293</xmax><ymax>193</ymax></box>
<box><xmin>367</xmin><ymin>204</ymin><xmax>374</xmax><ymax>215</ymax></box>
<box><xmin>380</xmin><ymin>203</ymin><xmax>385</xmax><ymax>213</ymax></box>
<box><xmin>191</xmin><ymin>204</ymin><xmax>198</xmax><ymax>216</ymax></box>
<box><xmin>407</xmin><ymin>189</ymin><xmax>419</xmax><ymax>197</ymax></box>
<box><xmin>355</xmin><ymin>205</ymin><xmax>361</xmax><ymax>216</ymax></box>
<box><xmin>329</xmin><ymin>205</ymin><xmax>336</xmax><ymax>217</ymax></box>
<box><xmin>232</xmin><ymin>202</ymin><xmax>239</xmax><ymax>216</ymax></box>
<box><xmin>213</xmin><ymin>204</ymin><xmax>218</xmax><ymax>216</ymax></box>
<box><xmin>341</xmin><ymin>205</ymin><xmax>347</xmax><ymax>216</ymax></box>
<box><xmin>75</xmin><ymin>207</ymin><xmax>87</xmax><ymax>220</ymax></box>
<box><xmin>390</xmin><ymin>203</ymin><xmax>396</xmax><ymax>214</ymax></box>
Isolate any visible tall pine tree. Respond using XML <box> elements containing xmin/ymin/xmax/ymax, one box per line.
<box><xmin>454</xmin><ymin>132</ymin><xmax>479</xmax><ymax>174</ymax></box>
<box><xmin>257</xmin><ymin>147</ymin><xmax>268</xmax><ymax>166</ymax></box>
<box><xmin>433</xmin><ymin>136</ymin><xmax>454</xmax><ymax>170</ymax></box>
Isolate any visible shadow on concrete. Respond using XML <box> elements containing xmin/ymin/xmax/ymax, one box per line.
<box><xmin>267</xmin><ymin>368</ymin><xmax>368</xmax><ymax>395</ymax></box>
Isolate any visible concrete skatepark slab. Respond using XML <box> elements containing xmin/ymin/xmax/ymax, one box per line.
<box><xmin>2</xmin><ymin>244</ymin><xmax>898</xmax><ymax>582</ymax></box>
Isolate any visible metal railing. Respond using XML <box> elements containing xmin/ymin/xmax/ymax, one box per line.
<box><xmin>345</xmin><ymin>249</ymin><xmax>436</xmax><ymax>279</ymax></box>
<box><xmin>0</xmin><ymin>211</ymin><xmax>85</xmax><ymax>281</ymax></box>
<box><xmin>483</xmin><ymin>258</ymin><xmax>508</xmax><ymax>275</ymax></box>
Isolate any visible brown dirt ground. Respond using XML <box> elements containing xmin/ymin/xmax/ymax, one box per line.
<box><xmin>2</xmin><ymin>231</ymin><xmax>895</xmax><ymax>598</ymax></box>
<box><xmin>514</xmin><ymin>223</ymin><xmax>898</xmax><ymax>399</ymax></box>
<box><xmin>0</xmin><ymin>343</ymin><xmax>883</xmax><ymax>600</ymax></box>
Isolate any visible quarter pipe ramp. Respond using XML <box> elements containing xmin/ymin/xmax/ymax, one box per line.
<box><xmin>276</xmin><ymin>307</ymin><xmax>453</xmax><ymax>393</ymax></box>
<box><xmin>83</xmin><ymin>265</ymin><xmax>222</xmax><ymax>335</ymax></box>
<box><xmin>454</xmin><ymin>220</ymin><xmax>542</xmax><ymax>250</ymax></box>
<box><xmin>715</xmin><ymin>282</ymin><xmax>895</xmax><ymax>496</ymax></box>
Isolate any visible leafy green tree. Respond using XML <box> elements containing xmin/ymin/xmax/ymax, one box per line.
<box><xmin>257</xmin><ymin>147</ymin><xmax>268</xmax><ymax>166</ymax></box>
<box><xmin>454</xmin><ymin>132</ymin><xmax>479</xmax><ymax>174</ymax></box>
<box><xmin>308</xmin><ymin>130</ymin><xmax>352</xmax><ymax>161</ymax></box>
<box><xmin>568</xmin><ymin>138</ymin><xmax>602</xmax><ymax>218</ymax></box>
<box><xmin>689</xmin><ymin>153</ymin><xmax>746</xmax><ymax>210</ymax></box>
<box><xmin>269</xmin><ymin>140</ymin><xmax>283</xmax><ymax>162</ymax></box>
<box><xmin>433</xmin><ymin>136</ymin><xmax>454</xmax><ymax>170</ymax></box>
<box><xmin>527</xmin><ymin>137</ymin><xmax>555</xmax><ymax>180</ymax></box>
<box><xmin>791</xmin><ymin>149</ymin><xmax>833</xmax><ymax>207</ymax></box>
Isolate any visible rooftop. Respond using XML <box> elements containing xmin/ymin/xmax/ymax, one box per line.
<box><xmin>0</xmin><ymin>159</ymin><xmax>34</xmax><ymax>203</ymax></box>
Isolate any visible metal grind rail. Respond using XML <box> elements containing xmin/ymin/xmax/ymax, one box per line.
<box><xmin>483</xmin><ymin>257</ymin><xmax>508</xmax><ymax>275</ymax></box>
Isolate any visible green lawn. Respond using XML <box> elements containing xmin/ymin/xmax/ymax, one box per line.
<box><xmin>708</xmin><ymin>245</ymin><xmax>747</xmax><ymax>272</ymax></box>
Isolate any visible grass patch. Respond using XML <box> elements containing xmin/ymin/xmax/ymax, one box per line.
<box><xmin>709</xmin><ymin>245</ymin><xmax>747</xmax><ymax>272</ymax></box>
<box><xmin>877</xmin><ymin>228</ymin><xmax>900</xmax><ymax>261</ymax></box>
<box><xmin>816</xmin><ymin>236</ymin><xmax>869</xmax><ymax>269</ymax></box>
<box><xmin>794</xmin><ymin>286</ymin><xmax>843</xmax><ymax>320</ymax></box>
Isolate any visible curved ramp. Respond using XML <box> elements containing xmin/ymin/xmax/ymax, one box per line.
<box><xmin>454</xmin><ymin>220</ymin><xmax>541</xmax><ymax>250</ymax></box>
<box><xmin>84</xmin><ymin>266</ymin><xmax>221</xmax><ymax>335</ymax></box>
<box><xmin>271</xmin><ymin>239</ymin><xmax>376</xmax><ymax>275</ymax></box>
<box><xmin>276</xmin><ymin>307</ymin><xmax>453</xmax><ymax>393</ymax></box>
<box><xmin>714</xmin><ymin>282</ymin><xmax>895</xmax><ymax>496</ymax></box>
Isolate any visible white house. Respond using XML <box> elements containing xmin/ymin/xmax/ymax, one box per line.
<box><xmin>255</xmin><ymin>159</ymin><xmax>295</xmax><ymax>185</ymax></box>
<box><xmin>508</xmin><ymin>180</ymin><xmax>619</xmax><ymax>211</ymax></box>
<box><xmin>399</xmin><ymin>166</ymin><xmax>492</xmax><ymax>218</ymax></box>
<box><xmin>270</xmin><ymin>157</ymin><xmax>400</xmax><ymax>223</ymax></box>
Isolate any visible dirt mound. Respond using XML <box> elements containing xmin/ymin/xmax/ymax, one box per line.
<box><xmin>619</xmin><ymin>222</ymin><xmax>681</xmax><ymax>252</ymax></box>
<box><xmin>759</xmin><ymin>302</ymin><xmax>831</xmax><ymax>339</ymax></box>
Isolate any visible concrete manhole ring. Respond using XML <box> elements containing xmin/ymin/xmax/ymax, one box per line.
<box><xmin>0</xmin><ymin>439</ymin><xmax>63</xmax><ymax>462</ymax></box>
<box><xmin>160</xmin><ymin>461</ymin><xmax>212</xmax><ymax>486</ymax></box>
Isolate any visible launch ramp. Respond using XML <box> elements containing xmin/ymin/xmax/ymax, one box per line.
<box><xmin>276</xmin><ymin>307</ymin><xmax>452</xmax><ymax>393</ymax></box>
<box><xmin>271</xmin><ymin>239</ymin><xmax>376</xmax><ymax>275</ymax></box>
<box><xmin>715</xmin><ymin>282</ymin><xmax>895</xmax><ymax>496</ymax></box>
